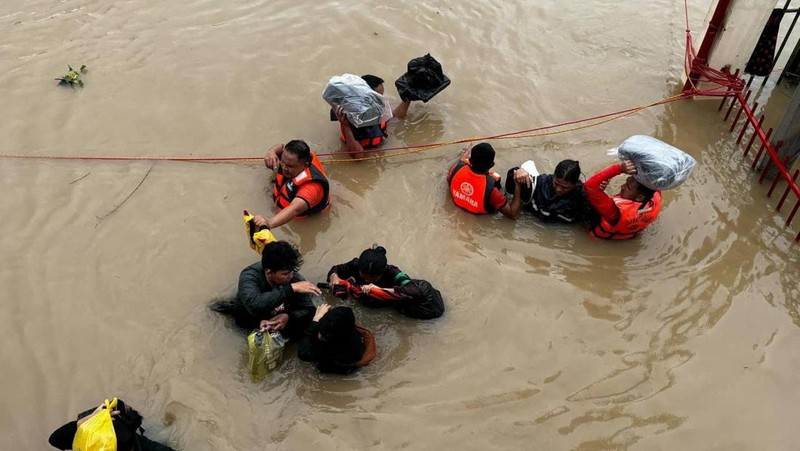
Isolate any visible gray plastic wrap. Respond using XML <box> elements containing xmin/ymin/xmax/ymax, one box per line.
<box><xmin>612</xmin><ymin>135</ymin><xmax>696</xmax><ymax>191</ymax></box>
<box><xmin>322</xmin><ymin>74</ymin><xmax>385</xmax><ymax>128</ymax></box>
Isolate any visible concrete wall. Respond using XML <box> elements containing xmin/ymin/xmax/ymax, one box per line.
<box><xmin>687</xmin><ymin>0</ymin><xmax>775</xmax><ymax>91</ymax></box>
<box><xmin>705</xmin><ymin>0</ymin><xmax>776</xmax><ymax>71</ymax></box>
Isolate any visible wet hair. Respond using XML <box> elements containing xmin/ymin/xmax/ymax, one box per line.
<box><xmin>554</xmin><ymin>159</ymin><xmax>582</xmax><ymax>184</ymax></box>
<box><xmin>262</xmin><ymin>241</ymin><xmax>303</xmax><ymax>272</ymax></box>
<box><xmin>283</xmin><ymin>140</ymin><xmax>311</xmax><ymax>164</ymax></box>
<box><xmin>358</xmin><ymin>245</ymin><xmax>388</xmax><ymax>276</ymax></box>
<box><xmin>318</xmin><ymin>306</ymin><xmax>357</xmax><ymax>342</ymax></box>
<box><xmin>469</xmin><ymin>143</ymin><xmax>495</xmax><ymax>173</ymax></box>
<box><xmin>636</xmin><ymin>182</ymin><xmax>656</xmax><ymax>205</ymax></box>
<box><xmin>361</xmin><ymin>74</ymin><xmax>385</xmax><ymax>90</ymax></box>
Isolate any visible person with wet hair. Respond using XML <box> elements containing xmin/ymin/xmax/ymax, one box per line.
<box><xmin>584</xmin><ymin>160</ymin><xmax>662</xmax><ymax>240</ymax></box>
<box><xmin>447</xmin><ymin>143</ymin><xmax>522</xmax><ymax>218</ymax></box>
<box><xmin>332</xmin><ymin>74</ymin><xmax>414</xmax><ymax>158</ymax></box>
<box><xmin>297</xmin><ymin>304</ymin><xmax>376</xmax><ymax>374</ymax></box>
<box><xmin>505</xmin><ymin>159</ymin><xmax>589</xmax><ymax>223</ymax></box>
<box><xmin>327</xmin><ymin>245</ymin><xmax>410</xmax><ymax>307</ymax></box>
<box><xmin>253</xmin><ymin>139</ymin><xmax>329</xmax><ymax>230</ymax></box>
<box><xmin>211</xmin><ymin>241</ymin><xmax>320</xmax><ymax>340</ymax></box>
<box><xmin>326</xmin><ymin>246</ymin><xmax>446</xmax><ymax>318</ymax></box>
<box><xmin>48</xmin><ymin>398</ymin><xmax>175</xmax><ymax>450</ymax></box>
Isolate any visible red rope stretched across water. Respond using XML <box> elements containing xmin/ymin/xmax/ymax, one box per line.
<box><xmin>0</xmin><ymin>94</ymin><xmax>691</xmax><ymax>165</ymax></box>
<box><xmin>0</xmin><ymin>0</ymin><xmax>722</xmax><ymax>165</ymax></box>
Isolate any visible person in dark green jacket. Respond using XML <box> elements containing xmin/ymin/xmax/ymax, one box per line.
<box><xmin>212</xmin><ymin>241</ymin><xmax>320</xmax><ymax>340</ymax></box>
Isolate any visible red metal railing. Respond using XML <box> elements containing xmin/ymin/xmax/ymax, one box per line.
<box><xmin>716</xmin><ymin>86</ymin><xmax>800</xmax><ymax>241</ymax></box>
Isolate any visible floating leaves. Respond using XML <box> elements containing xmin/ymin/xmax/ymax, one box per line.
<box><xmin>56</xmin><ymin>65</ymin><xmax>87</xmax><ymax>87</ymax></box>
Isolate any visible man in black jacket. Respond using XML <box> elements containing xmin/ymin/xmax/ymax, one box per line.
<box><xmin>212</xmin><ymin>241</ymin><xmax>320</xmax><ymax>340</ymax></box>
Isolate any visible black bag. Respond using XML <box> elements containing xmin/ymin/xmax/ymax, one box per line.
<box><xmin>394</xmin><ymin>279</ymin><xmax>445</xmax><ymax>319</ymax></box>
<box><xmin>395</xmin><ymin>54</ymin><xmax>451</xmax><ymax>103</ymax></box>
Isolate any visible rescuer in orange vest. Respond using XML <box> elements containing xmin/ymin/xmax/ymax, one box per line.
<box><xmin>333</xmin><ymin>74</ymin><xmax>413</xmax><ymax>159</ymax></box>
<box><xmin>446</xmin><ymin>142</ymin><xmax>522</xmax><ymax>218</ymax></box>
<box><xmin>252</xmin><ymin>140</ymin><xmax>330</xmax><ymax>230</ymax></box>
<box><xmin>584</xmin><ymin>160</ymin><xmax>662</xmax><ymax>240</ymax></box>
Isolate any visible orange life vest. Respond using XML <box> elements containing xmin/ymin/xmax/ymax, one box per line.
<box><xmin>448</xmin><ymin>160</ymin><xmax>502</xmax><ymax>214</ymax></box>
<box><xmin>339</xmin><ymin>121</ymin><xmax>387</xmax><ymax>148</ymax></box>
<box><xmin>591</xmin><ymin>191</ymin><xmax>662</xmax><ymax>240</ymax></box>
<box><xmin>272</xmin><ymin>152</ymin><xmax>330</xmax><ymax>216</ymax></box>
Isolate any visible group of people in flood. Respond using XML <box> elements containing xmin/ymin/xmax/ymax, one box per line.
<box><xmin>448</xmin><ymin>142</ymin><xmax>662</xmax><ymax>238</ymax></box>
<box><xmin>48</xmin><ymin>67</ymin><xmax>681</xmax><ymax>449</ymax></box>
<box><xmin>219</xmin><ymin>74</ymin><xmax>669</xmax><ymax>378</ymax></box>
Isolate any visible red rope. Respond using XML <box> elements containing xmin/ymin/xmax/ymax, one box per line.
<box><xmin>0</xmin><ymin>0</ymin><xmax>734</xmax><ymax>165</ymax></box>
<box><xmin>0</xmin><ymin>96</ymin><xmax>690</xmax><ymax>164</ymax></box>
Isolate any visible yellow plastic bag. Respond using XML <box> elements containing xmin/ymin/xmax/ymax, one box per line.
<box><xmin>73</xmin><ymin>397</ymin><xmax>118</xmax><ymax>451</ymax></box>
<box><xmin>247</xmin><ymin>330</ymin><xmax>285</xmax><ymax>382</ymax></box>
<box><xmin>243</xmin><ymin>210</ymin><xmax>276</xmax><ymax>255</ymax></box>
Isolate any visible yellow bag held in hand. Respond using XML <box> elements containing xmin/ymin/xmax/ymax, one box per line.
<box><xmin>247</xmin><ymin>330</ymin><xmax>285</xmax><ymax>382</ymax></box>
<box><xmin>243</xmin><ymin>210</ymin><xmax>276</xmax><ymax>255</ymax></box>
<box><xmin>72</xmin><ymin>397</ymin><xmax>118</xmax><ymax>451</ymax></box>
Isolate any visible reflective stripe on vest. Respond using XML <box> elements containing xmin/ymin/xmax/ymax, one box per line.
<box><xmin>591</xmin><ymin>191</ymin><xmax>662</xmax><ymax>240</ymax></box>
<box><xmin>449</xmin><ymin>161</ymin><xmax>501</xmax><ymax>214</ymax></box>
<box><xmin>272</xmin><ymin>152</ymin><xmax>330</xmax><ymax>216</ymax></box>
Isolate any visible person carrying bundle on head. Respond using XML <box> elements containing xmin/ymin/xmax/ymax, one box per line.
<box><xmin>584</xmin><ymin>135</ymin><xmax>696</xmax><ymax>240</ymax></box>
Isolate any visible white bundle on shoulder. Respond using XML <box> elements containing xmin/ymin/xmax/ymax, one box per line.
<box><xmin>607</xmin><ymin>135</ymin><xmax>696</xmax><ymax>191</ymax></box>
<box><xmin>322</xmin><ymin>74</ymin><xmax>386</xmax><ymax>128</ymax></box>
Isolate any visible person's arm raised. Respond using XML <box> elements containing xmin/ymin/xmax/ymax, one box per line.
<box><xmin>264</xmin><ymin>144</ymin><xmax>283</xmax><ymax>171</ymax></box>
<box><xmin>392</xmin><ymin>99</ymin><xmax>412</xmax><ymax>120</ymax></box>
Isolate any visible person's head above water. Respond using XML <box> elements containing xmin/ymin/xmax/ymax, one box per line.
<box><xmin>619</xmin><ymin>176</ymin><xmax>656</xmax><ymax>203</ymax></box>
<box><xmin>361</xmin><ymin>74</ymin><xmax>385</xmax><ymax>95</ymax></box>
<box><xmin>262</xmin><ymin>241</ymin><xmax>303</xmax><ymax>286</ymax></box>
<box><xmin>318</xmin><ymin>306</ymin><xmax>357</xmax><ymax>342</ymax></box>
<box><xmin>280</xmin><ymin>140</ymin><xmax>312</xmax><ymax>179</ymax></box>
<box><xmin>358</xmin><ymin>245</ymin><xmax>388</xmax><ymax>283</ymax></box>
<box><xmin>552</xmin><ymin>159</ymin><xmax>582</xmax><ymax>197</ymax></box>
<box><xmin>469</xmin><ymin>143</ymin><xmax>495</xmax><ymax>174</ymax></box>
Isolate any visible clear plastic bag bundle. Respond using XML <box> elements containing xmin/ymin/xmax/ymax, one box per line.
<box><xmin>322</xmin><ymin>74</ymin><xmax>385</xmax><ymax>128</ymax></box>
<box><xmin>610</xmin><ymin>135</ymin><xmax>696</xmax><ymax>190</ymax></box>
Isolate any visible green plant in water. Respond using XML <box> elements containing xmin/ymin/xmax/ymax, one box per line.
<box><xmin>56</xmin><ymin>65</ymin><xmax>87</xmax><ymax>87</ymax></box>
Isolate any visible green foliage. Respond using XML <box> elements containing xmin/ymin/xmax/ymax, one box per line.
<box><xmin>56</xmin><ymin>65</ymin><xmax>87</xmax><ymax>87</ymax></box>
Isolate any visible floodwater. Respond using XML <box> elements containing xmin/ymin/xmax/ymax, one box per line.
<box><xmin>2</xmin><ymin>0</ymin><xmax>799</xmax><ymax>449</ymax></box>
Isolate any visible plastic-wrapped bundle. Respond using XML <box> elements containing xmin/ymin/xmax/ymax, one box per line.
<box><xmin>610</xmin><ymin>135</ymin><xmax>696</xmax><ymax>191</ymax></box>
<box><xmin>395</xmin><ymin>54</ymin><xmax>451</xmax><ymax>103</ymax></box>
<box><xmin>322</xmin><ymin>74</ymin><xmax>385</xmax><ymax>128</ymax></box>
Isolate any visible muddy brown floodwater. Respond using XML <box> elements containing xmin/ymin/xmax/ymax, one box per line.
<box><xmin>2</xmin><ymin>0</ymin><xmax>799</xmax><ymax>449</ymax></box>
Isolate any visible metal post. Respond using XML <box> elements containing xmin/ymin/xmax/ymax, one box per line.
<box><xmin>685</xmin><ymin>0</ymin><xmax>734</xmax><ymax>92</ymax></box>
<box><xmin>777</xmin><ymin>169</ymin><xmax>800</xmax><ymax>211</ymax></box>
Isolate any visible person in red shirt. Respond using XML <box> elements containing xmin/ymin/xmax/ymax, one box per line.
<box><xmin>253</xmin><ymin>140</ymin><xmax>329</xmax><ymax>230</ymax></box>
<box><xmin>447</xmin><ymin>142</ymin><xmax>521</xmax><ymax>218</ymax></box>
<box><xmin>584</xmin><ymin>160</ymin><xmax>662</xmax><ymax>240</ymax></box>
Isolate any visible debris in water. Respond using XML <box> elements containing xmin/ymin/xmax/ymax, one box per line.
<box><xmin>55</xmin><ymin>65</ymin><xmax>87</xmax><ymax>87</ymax></box>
